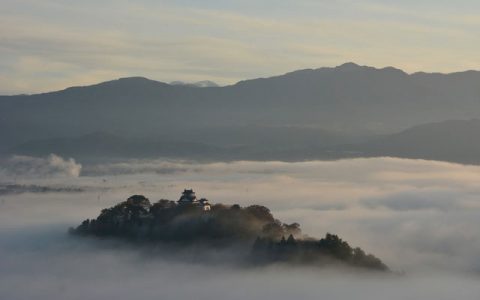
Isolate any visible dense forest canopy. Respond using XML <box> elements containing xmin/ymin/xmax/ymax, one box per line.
<box><xmin>71</xmin><ymin>191</ymin><xmax>388</xmax><ymax>271</ymax></box>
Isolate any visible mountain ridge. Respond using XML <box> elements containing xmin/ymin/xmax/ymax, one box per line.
<box><xmin>4</xmin><ymin>62</ymin><xmax>480</xmax><ymax>97</ymax></box>
<box><xmin>1</xmin><ymin>63</ymin><xmax>480</xmax><ymax>159</ymax></box>
<box><xmin>7</xmin><ymin>119</ymin><xmax>480</xmax><ymax>165</ymax></box>
<box><xmin>338</xmin><ymin>118</ymin><xmax>480</xmax><ymax>164</ymax></box>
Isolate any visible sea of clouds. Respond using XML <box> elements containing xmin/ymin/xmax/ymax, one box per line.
<box><xmin>1</xmin><ymin>155</ymin><xmax>480</xmax><ymax>299</ymax></box>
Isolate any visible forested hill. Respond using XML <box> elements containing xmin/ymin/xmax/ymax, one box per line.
<box><xmin>71</xmin><ymin>192</ymin><xmax>389</xmax><ymax>271</ymax></box>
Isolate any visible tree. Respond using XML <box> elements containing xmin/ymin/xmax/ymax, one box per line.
<box><xmin>286</xmin><ymin>234</ymin><xmax>296</xmax><ymax>245</ymax></box>
<box><xmin>283</xmin><ymin>223</ymin><xmax>301</xmax><ymax>236</ymax></box>
<box><xmin>262</xmin><ymin>220</ymin><xmax>284</xmax><ymax>239</ymax></box>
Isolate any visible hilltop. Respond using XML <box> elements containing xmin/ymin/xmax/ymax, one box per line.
<box><xmin>71</xmin><ymin>189</ymin><xmax>389</xmax><ymax>271</ymax></box>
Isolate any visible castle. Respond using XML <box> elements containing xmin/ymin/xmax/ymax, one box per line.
<box><xmin>177</xmin><ymin>189</ymin><xmax>211</xmax><ymax>211</ymax></box>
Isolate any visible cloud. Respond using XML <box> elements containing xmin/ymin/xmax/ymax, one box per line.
<box><xmin>2</xmin><ymin>157</ymin><xmax>480</xmax><ymax>298</ymax></box>
<box><xmin>0</xmin><ymin>184</ymin><xmax>88</xmax><ymax>196</ymax></box>
<box><xmin>0</xmin><ymin>154</ymin><xmax>82</xmax><ymax>179</ymax></box>
<box><xmin>0</xmin><ymin>226</ymin><xmax>479</xmax><ymax>300</ymax></box>
<box><xmin>361</xmin><ymin>190</ymin><xmax>461</xmax><ymax>211</ymax></box>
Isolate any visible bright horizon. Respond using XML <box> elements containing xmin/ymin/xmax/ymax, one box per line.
<box><xmin>1</xmin><ymin>0</ymin><xmax>480</xmax><ymax>94</ymax></box>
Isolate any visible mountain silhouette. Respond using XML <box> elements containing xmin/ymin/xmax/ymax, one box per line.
<box><xmin>1</xmin><ymin>63</ymin><xmax>479</xmax><ymax>162</ymax></box>
<box><xmin>337</xmin><ymin>119</ymin><xmax>480</xmax><ymax>164</ymax></box>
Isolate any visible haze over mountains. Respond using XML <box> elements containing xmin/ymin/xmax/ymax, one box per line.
<box><xmin>337</xmin><ymin>119</ymin><xmax>480</xmax><ymax>164</ymax></box>
<box><xmin>1</xmin><ymin>63</ymin><xmax>479</xmax><ymax>164</ymax></box>
<box><xmin>169</xmin><ymin>80</ymin><xmax>219</xmax><ymax>88</ymax></box>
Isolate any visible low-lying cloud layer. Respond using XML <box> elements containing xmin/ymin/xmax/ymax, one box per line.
<box><xmin>1</xmin><ymin>156</ymin><xmax>480</xmax><ymax>299</ymax></box>
<box><xmin>0</xmin><ymin>154</ymin><xmax>81</xmax><ymax>180</ymax></box>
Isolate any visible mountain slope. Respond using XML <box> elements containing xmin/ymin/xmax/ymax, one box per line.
<box><xmin>8</xmin><ymin>119</ymin><xmax>480</xmax><ymax>165</ymax></box>
<box><xmin>1</xmin><ymin>63</ymin><xmax>479</xmax><ymax>155</ymax></box>
<box><xmin>340</xmin><ymin>119</ymin><xmax>480</xmax><ymax>164</ymax></box>
<box><xmin>8</xmin><ymin>126</ymin><xmax>355</xmax><ymax>162</ymax></box>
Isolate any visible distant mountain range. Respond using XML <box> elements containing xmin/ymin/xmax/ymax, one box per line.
<box><xmin>336</xmin><ymin>119</ymin><xmax>480</xmax><ymax>164</ymax></box>
<box><xmin>7</xmin><ymin>119</ymin><xmax>480</xmax><ymax>165</ymax></box>
<box><xmin>1</xmin><ymin>63</ymin><xmax>479</xmax><ymax>164</ymax></box>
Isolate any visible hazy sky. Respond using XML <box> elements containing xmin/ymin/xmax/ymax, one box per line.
<box><xmin>1</xmin><ymin>0</ymin><xmax>479</xmax><ymax>94</ymax></box>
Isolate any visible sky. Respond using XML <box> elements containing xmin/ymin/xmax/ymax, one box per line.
<box><xmin>1</xmin><ymin>0</ymin><xmax>479</xmax><ymax>94</ymax></box>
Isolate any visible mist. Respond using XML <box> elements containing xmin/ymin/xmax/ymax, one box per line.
<box><xmin>1</xmin><ymin>156</ymin><xmax>480</xmax><ymax>299</ymax></box>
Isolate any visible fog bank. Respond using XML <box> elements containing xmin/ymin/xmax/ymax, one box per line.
<box><xmin>1</xmin><ymin>156</ymin><xmax>480</xmax><ymax>299</ymax></box>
